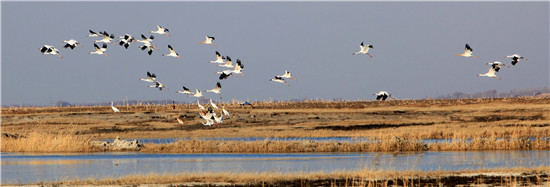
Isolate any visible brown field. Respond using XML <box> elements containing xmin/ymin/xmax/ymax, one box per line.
<box><xmin>2</xmin><ymin>97</ymin><xmax>549</xmax><ymax>152</ymax></box>
<box><xmin>23</xmin><ymin>167</ymin><xmax>550</xmax><ymax>186</ymax></box>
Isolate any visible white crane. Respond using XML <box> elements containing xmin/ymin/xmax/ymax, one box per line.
<box><xmin>150</xmin><ymin>25</ymin><xmax>170</xmax><ymax>36</ymax></box>
<box><xmin>95</xmin><ymin>31</ymin><xmax>117</xmax><ymax>45</ymax></box>
<box><xmin>205</xmin><ymin>82</ymin><xmax>222</xmax><ymax>99</ymax></box>
<box><xmin>192</xmin><ymin>89</ymin><xmax>205</xmax><ymax>99</ymax></box>
<box><xmin>139</xmin><ymin>43</ymin><xmax>156</xmax><ymax>55</ymax></box>
<box><xmin>218</xmin><ymin>71</ymin><xmax>236</xmax><ymax>80</ymax></box>
<box><xmin>455</xmin><ymin>43</ymin><xmax>478</xmax><ymax>58</ymax></box>
<box><xmin>139</xmin><ymin>72</ymin><xmax>157</xmax><ymax>83</ymax></box>
<box><xmin>118</xmin><ymin>34</ymin><xmax>135</xmax><ymax>49</ymax></box>
<box><xmin>270</xmin><ymin>76</ymin><xmax>289</xmax><ymax>87</ymax></box>
<box><xmin>89</xmin><ymin>43</ymin><xmax>109</xmax><ymax>56</ymax></box>
<box><xmin>110</xmin><ymin>101</ymin><xmax>120</xmax><ymax>113</ymax></box>
<box><xmin>213</xmin><ymin>113</ymin><xmax>223</xmax><ymax>124</ymax></box>
<box><xmin>199</xmin><ymin>35</ymin><xmax>216</xmax><ymax>46</ymax></box>
<box><xmin>148</xmin><ymin>81</ymin><xmax>169</xmax><ymax>91</ymax></box>
<box><xmin>197</xmin><ymin>100</ymin><xmax>206</xmax><ymax>110</ymax></box>
<box><xmin>373</xmin><ymin>91</ymin><xmax>395</xmax><ymax>101</ymax></box>
<box><xmin>275</xmin><ymin>70</ymin><xmax>297</xmax><ymax>81</ymax></box>
<box><xmin>505</xmin><ymin>54</ymin><xmax>528</xmax><ymax>65</ymax></box>
<box><xmin>222</xmin><ymin>105</ymin><xmax>230</xmax><ymax>118</ymax></box>
<box><xmin>136</xmin><ymin>34</ymin><xmax>154</xmax><ymax>45</ymax></box>
<box><xmin>39</xmin><ymin>45</ymin><xmax>63</xmax><ymax>58</ymax></box>
<box><xmin>477</xmin><ymin>66</ymin><xmax>501</xmax><ymax>80</ymax></box>
<box><xmin>209</xmin><ymin>51</ymin><xmax>226</xmax><ymax>63</ymax></box>
<box><xmin>62</xmin><ymin>39</ymin><xmax>82</xmax><ymax>49</ymax></box>
<box><xmin>486</xmin><ymin>61</ymin><xmax>509</xmax><ymax>72</ymax></box>
<box><xmin>209</xmin><ymin>99</ymin><xmax>219</xmax><ymax>109</ymax></box>
<box><xmin>353</xmin><ymin>42</ymin><xmax>374</xmax><ymax>57</ymax></box>
<box><xmin>202</xmin><ymin>118</ymin><xmax>215</xmax><ymax>126</ymax></box>
<box><xmin>232</xmin><ymin>59</ymin><xmax>245</xmax><ymax>76</ymax></box>
<box><xmin>176</xmin><ymin>86</ymin><xmax>194</xmax><ymax>96</ymax></box>
<box><xmin>162</xmin><ymin>45</ymin><xmax>183</xmax><ymax>59</ymax></box>
<box><xmin>217</xmin><ymin>56</ymin><xmax>234</xmax><ymax>68</ymax></box>
<box><xmin>88</xmin><ymin>30</ymin><xmax>103</xmax><ymax>37</ymax></box>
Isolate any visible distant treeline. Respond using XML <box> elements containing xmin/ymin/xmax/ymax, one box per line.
<box><xmin>435</xmin><ymin>87</ymin><xmax>550</xmax><ymax>99</ymax></box>
<box><xmin>3</xmin><ymin>87</ymin><xmax>549</xmax><ymax>108</ymax></box>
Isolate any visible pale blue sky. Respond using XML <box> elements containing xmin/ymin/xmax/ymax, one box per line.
<box><xmin>2</xmin><ymin>1</ymin><xmax>549</xmax><ymax>106</ymax></box>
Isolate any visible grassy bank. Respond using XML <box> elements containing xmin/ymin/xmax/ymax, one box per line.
<box><xmin>2</xmin><ymin>97</ymin><xmax>549</xmax><ymax>152</ymax></box>
<box><xmin>2</xmin><ymin>133</ymin><xmax>549</xmax><ymax>153</ymax></box>
<box><xmin>22</xmin><ymin>167</ymin><xmax>550</xmax><ymax>186</ymax></box>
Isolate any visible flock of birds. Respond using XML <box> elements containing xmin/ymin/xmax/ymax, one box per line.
<box><xmin>40</xmin><ymin>26</ymin><xmax>529</xmax><ymax>125</ymax></box>
<box><xmin>454</xmin><ymin>43</ymin><xmax>528</xmax><ymax>80</ymax></box>
<box><xmin>39</xmin><ymin>25</ymin><xmax>299</xmax><ymax>127</ymax></box>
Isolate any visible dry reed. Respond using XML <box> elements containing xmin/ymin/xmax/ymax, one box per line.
<box><xmin>1</xmin><ymin>132</ymin><xmax>98</xmax><ymax>153</ymax></box>
<box><xmin>29</xmin><ymin>166</ymin><xmax>550</xmax><ymax>186</ymax></box>
<box><xmin>2</xmin><ymin>133</ymin><xmax>548</xmax><ymax>153</ymax></box>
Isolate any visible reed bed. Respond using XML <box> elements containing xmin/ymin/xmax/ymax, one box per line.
<box><xmin>2</xmin><ymin>97</ymin><xmax>548</xmax><ymax>151</ymax></box>
<box><xmin>1</xmin><ymin>132</ymin><xmax>98</xmax><ymax>153</ymax></box>
<box><xmin>2</xmin><ymin>133</ymin><xmax>549</xmax><ymax>153</ymax></box>
<box><xmin>140</xmin><ymin>137</ymin><xmax>550</xmax><ymax>153</ymax></box>
<box><xmin>28</xmin><ymin>166</ymin><xmax>550</xmax><ymax>186</ymax></box>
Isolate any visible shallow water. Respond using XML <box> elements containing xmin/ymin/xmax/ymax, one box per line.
<box><xmin>2</xmin><ymin>151</ymin><xmax>548</xmax><ymax>184</ymax></box>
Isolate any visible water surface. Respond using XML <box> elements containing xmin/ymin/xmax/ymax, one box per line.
<box><xmin>2</xmin><ymin>151</ymin><xmax>548</xmax><ymax>184</ymax></box>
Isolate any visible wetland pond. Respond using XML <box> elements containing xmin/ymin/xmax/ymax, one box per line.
<box><xmin>2</xmin><ymin>151</ymin><xmax>549</xmax><ymax>184</ymax></box>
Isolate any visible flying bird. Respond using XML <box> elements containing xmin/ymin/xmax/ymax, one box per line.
<box><xmin>218</xmin><ymin>72</ymin><xmax>235</xmax><ymax>80</ymax></box>
<box><xmin>209</xmin><ymin>51</ymin><xmax>226</xmax><ymax>63</ymax></box>
<box><xmin>139</xmin><ymin>43</ymin><xmax>156</xmax><ymax>55</ymax></box>
<box><xmin>505</xmin><ymin>54</ymin><xmax>528</xmax><ymax>65</ymax></box>
<box><xmin>88</xmin><ymin>30</ymin><xmax>103</xmax><ymax>37</ymax></box>
<box><xmin>176</xmin><ymin>86</ymin><xmax>194</xmax><ymax>96</ymax></box>
<box><xmin>39</xmin><ymin>45</ymin><xmax>63</xmax><ymax>58</ymax></box>
<box><xmin>139</xmin><ymin>72</ymin><xmax>157</xmax><ymax>83</ymax></box>
<box><xmin>270</xmin><ymin>76</ymin><xmax>289</xmax><ymax>87</ymax></box>
<box><xmin>95</xmin><ymin>31</ymin><xmax>117</xmax><ymax>45</ymax></box>
<box><xmin>192</xmin><ymin>89</ymin><xmax>205</xmax><ymax>99</ymax></box>
<box><xmin>275</xmin><ymin>70</ymin><xmax>297</xmax><ymax>81</ymax></box>
<box><xmin>110</xmin><ymin>101</ymin><xmax>120</xmax><ymax>113</ymax></box>
<box><xmin>150</xmin><ymin>25</ymin><xmax>170</xmax><ymax>36</ymax></box>
<box><xmin>477</xmin><ymin>66</ymin><xmax>502</xmax><ymax>80</ymax></box>
<box><xmin>232</xmin><ymin>59</ymin><xmax>245</xmax><ymax>76</ymax></box>
<box><xmin>205</xmin><ymin>82</ymin><xmax>223</xmax><ymax>99</ymax></box>
<box><xmin>199</xmin><ymin>35</ymin><xmax>216</xmax><ymax>46</ymax></box>
<box><xmin>148</xmin><ymin>81</ymin><xmax>169</xmax><ymax>90</ymax></box>
<box><xmin>455</xmin><ymin>43</ymin><xmax>478</xmax><ymax>58</ymax></box>
<box><xmin>118</xmin><ymin>34</ymin><xmax>135</xmax><ymax>49</ymax></box>
<box><xmin>217</xmin><ymin>56</ymin><xmax>234</xmax><ymax>68</ymax></box>
<box><xmin>353</xmin><ymin>42</ymin><xmax>374</xmax><ymax>57</ymax></box>
<box><xmin>137</xmin><ymin>34</ymin><xmax>155</xmax><ymax>45</ymax></box>
<box><xmin>486</xmin><ymin>61</ymin><xmax>509</xmax><ymax>72</ymax></box>
<box><xmin>162</xmin><ymin>45</ymin><xmax>183</xmax><ymax>59</ymax></box>
<box><xmin>90</xmin><ymin>43</ymin><xmax>109</xmax><ymax>56</ymax></box>
<box><xmin>373</xmin><ymin>91</ymin><xmax>395</xmax><ymax>101</ymax></box>
<box><xmin>62</xmin><ymin>39</ymin><xmax>82</xmax><ymax>49</ymax></box>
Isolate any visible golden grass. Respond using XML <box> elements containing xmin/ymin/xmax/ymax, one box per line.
<box><xmin>1</xmin><ymin>132</ymin><xmax>98</xmax><ymax>153</ymax></box>
<box><xmin>29</xmin><ymin>166</ymin><xmax>550</xmax><ymax>186</ymax></box>
<box><xmin>2</xmin><ymin>132</ymin><xmax>548</xmax><ymax>153</ymax></box>
<box><xmin>2</xmin><ymin>97</ymin><xmax>549</xmax><ymax>152</ymax></box>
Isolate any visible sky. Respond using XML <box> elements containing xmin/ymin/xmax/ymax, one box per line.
<box><xmin>1</xmin><ymin>1</ymin><xmax>549</xmax><ymax>106</ymax></box>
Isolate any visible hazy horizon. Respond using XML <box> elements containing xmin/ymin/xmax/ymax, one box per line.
<box><xmin>2</xmin><ymin>1</ymin><xmax>549</xmax><ymax>106</ymax></box>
